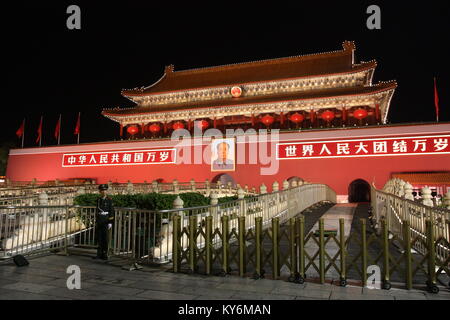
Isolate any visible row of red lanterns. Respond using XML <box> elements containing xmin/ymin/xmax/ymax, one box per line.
<box><xmin>126</xmin><ymin>109</ymin><xmax>369</xmax><ymax>134</ymax></box>
<box><xmin>261</xmin><ymin>108</ymin><xmax>368</xmax><ymax>125</ymax></box>
<box><xmin>126</xmin><ymin>120</ymin><xmax>210</xmax><ymax>135</ymax></box>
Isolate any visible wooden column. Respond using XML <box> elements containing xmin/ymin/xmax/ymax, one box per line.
<box><xmin>375</xmin><ymin>104</ymin><xmax>381</xmax><ymax>122</ymax></box>
<box><xmin>342</xmin><ymin>107</ymin><xmax>347</xmax><ymax>126</ymax></box>
<box><xmin>309</xmin><ymin>109</ymin><xmax>315</xmax><ymax>127</ymax></box>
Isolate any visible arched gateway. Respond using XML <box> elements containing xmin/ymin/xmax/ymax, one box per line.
<box><xmin>212</xmin><ymin>174</ymin><xmax>236</xmax><ymax>187</ymax></box>
<box><xmin>348</xmin><ymin>179</ymin><xmax>371</xmax><ymax>203</ymax></box>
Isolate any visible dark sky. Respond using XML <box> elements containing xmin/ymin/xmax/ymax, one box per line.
<box><xmin>2</xmin><ymin>1</ymin><xmax>449</xmax><ymax>148</ymax></box>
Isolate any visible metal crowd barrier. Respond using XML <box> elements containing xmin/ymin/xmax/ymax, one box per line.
<box><xmin>1</xmin><ymin>184</ymin><xmax>335</xmax><ymax>266</ymax></box>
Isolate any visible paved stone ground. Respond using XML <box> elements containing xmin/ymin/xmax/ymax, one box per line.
<box><xmin>0</xmin><ymin>253</ymin><xmax>449</xmax><ymax>300</ymax></box>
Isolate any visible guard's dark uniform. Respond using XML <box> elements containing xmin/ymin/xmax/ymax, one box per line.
<box><xmin>95</xmin><ymin>194</ymin><xmax>115</xmax><ymax>259</ymax></box>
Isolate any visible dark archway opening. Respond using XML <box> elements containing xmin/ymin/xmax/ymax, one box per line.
<box><xmin>211</xmin><ymin>173</ymin><xmax>236</xmax><ymax>187</ymax></box>
<box><xmin>348</xmin><ymin>179</ymin><xmax>370</xmax><ymax>202</ymax></box>
<box><xmin>287</xmin><ymin>176</ymin><xmax>304</xmax><ymax>184</ymax></box>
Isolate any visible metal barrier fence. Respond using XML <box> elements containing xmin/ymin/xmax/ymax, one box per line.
<box><xmin>0</xmin><ymin>192</ymin><xmax>77</xmax><ymax>207</ymax></box>
<box><xmin>172</xmin><ymin>212</ymin><xmax>450</xmax><ymax>293</ymax></box>
<box><xmin>0</xmin><ymin>205</ymin><xmax>74</xmax><ymax>259</ymax></box>
<box><xmin>1</xmin><ymin>184</ymin><xmax>335</xmax><ymax>266</ymax></box>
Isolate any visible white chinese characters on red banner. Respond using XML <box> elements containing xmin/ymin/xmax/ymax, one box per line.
<box><xmin>62</xmin><ymin>148</ymin><xmax>176</xmax><ymax>167</ymax></box>
<box><xmin>277</xmin><ymin>135</ymin><xmax>450</xmax><ymax>159</ymax></box>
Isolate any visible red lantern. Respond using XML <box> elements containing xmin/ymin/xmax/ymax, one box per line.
<box><xmin>172</xmin><ymin>122</ymin><xmax>185</xmax><ymax>130</ymax></box>
<box><xmin>289</xmin><ymin>113</ymin><xmax>304</xmax><ymax>123</ymax></box>
<box><xmin>148</xmin><ymin>123</ymin><xmax>161</xmax><ymax>133</ymax></box>
<box><xmin>321</xmin><ymin>110</ymin><xmax>335</xmax><ymax>122</ymax></box>
<box><xmin>196</xmin><ymin>120</ymin><xmax>209</xmax><ymax>130</ymax></box>
<box><xmin>353</xmin><ymin>108</ymin><xmax>368</xmax><ymax>120</ymax></box>
<box><xmin>127</xmin><ymin>125</ymin><xmax>139</xmax><ymax>135</ymax></box>
<box><xmin>261</xmin><ymin>115</ymin><xmax>274</xmax><ymax>126</ymax></box>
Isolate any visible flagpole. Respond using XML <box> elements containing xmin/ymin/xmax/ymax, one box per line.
<box><xmin>22</xmin><ymin>118</ymin><xmax>25</xmax><ymax>148</ymax></box>
<box><xmin>58</xmin><ymin>114</ymin><xmax>61</xmax><ymax>145</ymax></box>
<box><xmin>77</xmin><ymin>112</ymin><xmax>80</xmax><ymax>144</ymax></box>
<box><xmin>40</xmin><ymin>116</ymin><xmax>42</xmax><ymax>147</ymax></box>
<box><xmin>434</xmin><ymin>77</ymin><xmax>439</xmax><ymax>123</ymax></box>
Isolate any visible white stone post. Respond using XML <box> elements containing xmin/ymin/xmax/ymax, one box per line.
<box><xmin>272</xmin><ymin>181</ymin><xmax>279</xmax><ymax>192</ymax></box>
<box><xmin>403</xmin><ymin>182</ymin><xmax>414</xmax><ymax>201</ymax></box>
<box><xmin>205</xmin><ymin>179</ymin><xmax>211</xmax><ymax>196</ymax></box>
<box><xmin>216</xmin><ymin>181</ymin><xmax>222</xmax><ymax>195</ymax></box>
<box><xmin>173</xmin><ymin>179</ymin><xmax>179</xmax><ymax>194</ymax></box>
<box><xmin>210</xmin><ymin>192</ymin><xmax>219</xmax><ymax>205</ymax></box>
<box><xmin>227</xmin><ymin>181</ymin><xmax>232</xmax><ymax>194</ymax></box>
<box><xmin>282</xmin><ymin>180</ymin><xmax>289</xmax><ymax>190</ymax></box>
<box><xmin>126</xmin><ymin>180</ymin><xmax>134</xmax><ymax>194</ymax></box>
<box><xmin>421</xmin><ymin>186</ymin><xmax>434</xmax><ymax>207</ymax></box>
<box><xmin>260</xmin><ymin>183</ymin><xmax>267</xmax><ymax>194</ymax></box>
<box><xmin>190</xmin><ymin>178</ymin><xmax>196</xmax><ymax>191</ymax></box>
<box><xmin>152</xmin><ymin>181</ymin><xmax>158</xmax><ymax>193</ymax></box>
<box><xmin>173</xmin><ymin>195</ymin><xmax>184</xmax><ymax>210</ymax></box>
<box><xmin>77</xmin><ymin>187</ymin><xmax>85</xmax><ymax>196</ymax></box>
<box><xmin>398</xmin><ymin>180</ymin><xmax>405</xmax><ymax>197</ymax></box>
<box><xmin>237</xmin><ymin>188</ymin><xmax>245</xmax><ymax>216</ymax></box>
<box><xmin>444</xmin><ymin>191</ymin><xmax>450</xmax><ymax>210</ymax></box>
<box><xmin>38</xmin><ymin>192</ymin><xmax>49</xmax><ymax>206</ymax></box>
<box><xmin>39</xmin><ymin>192</ymin><xmax>49</xmax><ymax>227</ymax></box>
<box><xmin>210</xmin><ymin>192</ymin><xmax>219</xmax><ymax>216</ymax></box>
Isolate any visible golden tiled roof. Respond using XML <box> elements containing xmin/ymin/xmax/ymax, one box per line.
<box><xmin>392</xmin><ymin>172</ymin><xmax>450</xmax><ymax>184</ymax></box>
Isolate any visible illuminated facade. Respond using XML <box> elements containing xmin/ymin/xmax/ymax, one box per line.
<box><xmin>6</xmin><ymin>41</ymin><xmax>450</xmax><ymax>202</ymax></box>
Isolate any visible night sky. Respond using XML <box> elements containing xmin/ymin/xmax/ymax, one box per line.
<box><xmin>2</xmin><ymin>1</ymin><xmax>449</xmax><ymax>148</ymax></box>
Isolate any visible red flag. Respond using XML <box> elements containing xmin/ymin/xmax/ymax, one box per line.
<box><xmin>434</xmin><ymin>77</ymin><xmax>440</xmax><ymax>122</ymax></box>
<box><xmin>16</xmin><ymin>119</ymin><xmax>25</xmax><ymax>138</ymax></box>
<box><xmin>36</xmin><ymin>116</ymin><xmax>43</xmax><ymax>144</ymax></box>
<box><xmin>54</xmin><ymin>116</ymin><xmax>61</xmax><ymax>140</ymax></box>
<box><xmin>74</xmin><ymin>112</ymin><xmax>80</xmax><ymax>135</ymax></box>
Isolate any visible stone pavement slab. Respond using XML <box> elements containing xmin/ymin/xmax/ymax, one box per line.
<box><xmin>1</xmin><ymin>253</ymin><xmax>448</xmax><ymax>300</ymax></box>
<box><xmin>2</xmin><ymin>282</ymin><xmax>58</xmax><ymax>294</ymax></box>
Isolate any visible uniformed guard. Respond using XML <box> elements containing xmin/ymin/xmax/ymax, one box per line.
<box><xmin>93</xmin><ymin>184</ymin><xmax>115</xmax><ymax>260</ymax></box>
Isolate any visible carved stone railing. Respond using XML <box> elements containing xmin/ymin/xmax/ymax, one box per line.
<box><xmin>371</xmin><ymin>183</ymin><xmax>450</xmax><ymax>261</ymax></box>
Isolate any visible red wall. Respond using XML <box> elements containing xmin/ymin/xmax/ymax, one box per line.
<box><xmin>7</xmin><ymin>123</ymin><xmax>450</xmax><ymax>199</ymax></box>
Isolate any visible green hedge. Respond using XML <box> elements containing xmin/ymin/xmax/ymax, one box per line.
<box><xmin>74</xmin><ymin>192</ymin><xmax>212</xmax><ymax>210</ymax></box>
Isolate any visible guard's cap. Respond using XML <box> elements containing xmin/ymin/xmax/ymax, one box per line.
<box><xmin>98</xmin><ymin>184</ymin><xmax>109</xmax><ymax>191</ymax></box>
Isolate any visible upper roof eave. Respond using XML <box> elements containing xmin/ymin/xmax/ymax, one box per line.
<box><xmin>104</xmin><ymin>81</ymin><xmax>397</xmax><ymax>118</ymax></box>
<box><xmin>121</xmin><ymin>40</ymin><xmax>361</xmax><ymax>97</ymax></box>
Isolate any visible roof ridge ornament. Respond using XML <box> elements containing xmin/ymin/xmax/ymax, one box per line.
<box><xmin>165</xmin><ymin>64</ymin><xmax>175</xmax><ymax>74</ymax></box>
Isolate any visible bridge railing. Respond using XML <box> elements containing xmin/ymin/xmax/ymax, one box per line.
<box><xmin>0</xmin><ymin>180</ymin><xmax>256</xmax><ymax>207</ymax></box>
<box><xmin>371</xmin><ymin>185</ymin><xmax>450</xmax><ymax>262</ymax></box>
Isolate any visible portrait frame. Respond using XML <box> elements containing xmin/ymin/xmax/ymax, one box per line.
<box><xmin>210</xmin><ymin>137</ymin><xmax>236</xmax><ymax>172</ymax></box>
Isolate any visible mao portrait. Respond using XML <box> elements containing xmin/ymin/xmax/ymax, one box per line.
<box><xmin>211</xmin><ymin>138</ymin><xmax>235</xmax><ymax>172</ymax></box>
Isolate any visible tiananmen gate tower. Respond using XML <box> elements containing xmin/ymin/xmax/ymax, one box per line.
<box><xmin>6</xmin><ymin>41</ymin><xmax>450</xmax><ymax>202</ymax></box>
